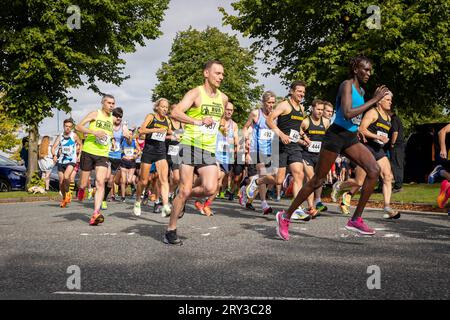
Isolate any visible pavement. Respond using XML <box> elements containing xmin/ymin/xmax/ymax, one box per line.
<box><xmin>0</xmin><ymin>198</ymin><xmax>449</xmax><ymax>300</ymax></box>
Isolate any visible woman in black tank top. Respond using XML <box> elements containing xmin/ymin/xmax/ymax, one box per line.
<box><xmin>134</xmin><ymin>98</ymin><xmax>173</xmax><ymax>218</ymax></box>
<box><xmin>347</xmin><ymin>92</ymin><xmax>400</xmax><ymax>219</ymax></box>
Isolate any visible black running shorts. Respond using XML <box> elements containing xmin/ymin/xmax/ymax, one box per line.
<box><xmin>322</xmin><ymin>124</ymin><xmax>359</xmax><ymax>154</ymax></box>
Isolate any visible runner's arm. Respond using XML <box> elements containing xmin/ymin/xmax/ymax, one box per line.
<box><xmin>267</xmin><ymin>102</ymin><xmax>291</xmax><ymax>144</ymax></box>
<box><xmin>171</xmin><ymin>88</ymin><xmax>207</xmax><ymax>126</ymax></box>
<box><xmin>138</xmin><ymin>114</ymin><xmax>165</xmax><ymax>135</ymax></box>
<box><xmin>75</xmin><ymin>111</ymin><xmax>106</xmax><ymax>139</ymax></box>
<box><xmin>438</xmin><ymin>124</ymin><xmax>450</xmax><ymax>158</ymax></box>
<box><xmin>51</xmin><ymin>136</ymin><xmax>60</xmax><ymax>159</ymax></box>
<box><xmin>242</xmin><ymin>109</ymin><xmax>258</xmax><ymax>141</ymax></box>
<box><xmin>359</xmin><ymin>109</ymin><xmax>387</xmax><ymax>143</ymax></box>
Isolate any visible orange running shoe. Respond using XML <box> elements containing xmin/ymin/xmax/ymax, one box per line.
<box><xmin>60</xmin><ymin>198</ymin><xmax>67</xmax><ymax>208</ymax></box>
<box><xmin>437</xmin><ymin>180</ymin><xmax>450</xmax><ymax>209</ymax></box>
<box><xmin>203</xmin><ymin>205</ymin><xmax>214</xmax><ymax>217</ymax></box>
<box><xmin>306</xmin><ymin>207</ymin><xmax>320</xmax><ymax>219</ymax></box>
<box><xmin>89</xmin><ymin>211</ymin><xmax>104</xmax><ymax>226</ymax></box>
<box><xmin>194</xmin><ymin>201</ymin><xmax>205</xmax><ymax>215</ymax></box>
<box><xmin>150</xmin><ymin>193</ymin><xmax>157</xmax><ymax>202</ymax></box>
<box><xmin>66</xmin><ymin>192</ymin><xmax>72</xmax><ymax>204</ymax></box>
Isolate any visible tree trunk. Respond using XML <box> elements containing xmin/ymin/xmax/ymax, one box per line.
<box><xmin>26</xmin><ymin>124</ymin><xmax>39</xmax><ymax>187</ymax></box>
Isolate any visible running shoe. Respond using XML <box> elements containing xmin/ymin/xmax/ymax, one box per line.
<box><xmin>340</xmin><ymin>192</ymin><xmax>352</xmax><ymax>215</ymax></box>
<box><xmin>133</xmin><ymin>201</ymin><xmax>141</xmax><ymax>216</ymax></box>
<box><xmin>142</xmin><ymin>193</ymin><xmax>149</xmax><ymax>206</ymax></box>
<box><xmin>345</xmin><ymin>217</ymin><xmax>376</xmax><ymax>235</ymax></box>
<box><xmin>316</xmin><ymin>202</ymin><xmax>328</xmax><ymax>212</ymax></box>
<box><xmin>331</xmin><ymin>181</ymin><xmax>342</xmax><ymax>203</ymax></box>
<box><xmin>154</xmin><ymin>202</ymin><xmax>162</xmax><ymax>214</ymax></box>
<box><xmin>89</xmin><ymin>211</ymin><xmax>104</xmax><ymax>226</ymax></box>
<box><xmin>437</xmin><ymin>180</ymin><xmax>450</xmax><ymax>208</ymax></box>
<box><xmin>428</xmin><ymin>165</ymin><xmax>443</xmax><ymax>184</ymax></box>
<box><xmin>246</xmin><ymin>176</ymin><xmax>259</xmax><ymax>199</ymax></box>
<box><xmin>306</xmin><ymin>207</ymin><xmax>320</xmax><ymax>219</ymax></box>
<box><xmin>161</xmin><ymin>204</ymin><xmax>171</xmax><ymax>217</ymax></box>
<box><xmin>101</xmin><ymin>201</ymin><xmax>108</xmax><ymax>210</ymax></box>
<box><xmin>239</xmin><ymin>186</ymin><xmax>247</xmax><ymax>206</ymax></box>
<box><xmin>194</xmin><ymin>201</ymin><xmax>205</xmax><ymax>215</ymax></box>
<box><xmin>87</xmin><ymin>188</ymin><xmax>93</xmax><ymax>200</ymax></box>
<box><xmin>66</xmin><ymin>192</ymin><xmax>72</xmax><ymax>204</ymax></box>
<box><xmin>77</xmin><ymin>188</ymin><xmax>85</xmax><ymax>202</ymax></box>
<box><xmin>178</xmin><ymin>205</ymin><xmax>186</xmax><ymax>219</ymax></box>
<box><xmin>246</xmin><ymin>202</ymin><xmax>256</xmax><ymax>211</ymax></box>
<box><xmin>163</xmin><ymin>229</ymin><xmax>183</xmax><ymax>246</ymax></box>
<box><xmin>383</xmin><ymin>207</ymin><xmax>401</xmax><ymax>219</ymax></box>
<box><xmin>203</xmin><ymin>205</ymin><xmax>214</xmax><ymax>216</ymax></box>
<box><xmin>150</xmin><ymin>193</ymin><xmax>157</xmax><ymax>202</ymax></box>
<box><xmin>218</xmin><ymin>191</ymin><xmax>225</xmax><ymax>199</ymax></box>
<box><xmin>60</xmin><ymin>197</ymin><xmax>68</xmax><ymax>208</ymax></box>
<box><xmin>291</xmin><ymin>207</ymin><xmax>311</xmax><ymax>222</ymax></box>
<box><xmin>276</xmin><ymin>211</ymin><xmax>291</xmax><ymax>241</ymax></box>
<box><xmin>121</xmin><ymin>197</ymin><xmax>126</xmax><ymax>203</ymax></box>
<box><xmin>275</xmin><ymin>195</ymin><xmax>281</xmax><ymax>202</ymax></box>
<box><xmin>263</xmin><ymin>206</ymin><xmax>273</xmax><ymax>215</ymax></box>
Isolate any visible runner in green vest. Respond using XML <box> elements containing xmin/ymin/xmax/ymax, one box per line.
<box><xmin>164</xmin><ymin>60</ymin><xmax>229</xmax><ymax>245</ymax></box>
<box><xmin>75</xmin><ymin>94</ymin><xmax>115</xmax><ymax>226</ymax></box>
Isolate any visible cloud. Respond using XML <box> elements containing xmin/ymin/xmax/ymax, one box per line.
<box><xmin>39</xmin><ymin>0</ymin><xmax>285</xmax><ymax>136</ymax></box>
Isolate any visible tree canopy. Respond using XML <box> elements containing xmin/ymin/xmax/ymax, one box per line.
<box><xmin>152</xmin><ymin>27</ymin><xmax>263</xmax><ymax>124</ymax></box>
<box><xmin>221</xmin><ymin>0</ymin><xmax>450</xmax><ymax>122</ymax></box>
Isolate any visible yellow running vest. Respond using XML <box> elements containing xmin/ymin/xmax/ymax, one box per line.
<box><xmin>180</xmin><ymin>86</ymin><xmax>225</xmax><ymax>153</ymax></box>
<box><xmin>82</xmin><ymin>109</ymin><xmax>114</xmax><ymax>157</ymax></box>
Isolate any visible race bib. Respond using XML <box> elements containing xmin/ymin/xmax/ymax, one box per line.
<box><xmin>375</xmin><ymin>131</ymin><xmax>388</xmax><ymax>145</ymax></box>
<box><xmin>217</xmin><ymin>140</ymin><xmax>227</xmax><ymax>153</ymax></box>
<box><xmin>151</xmin><ymin>131</ymin><xmax>166</xmax><ymax>142</ymax></box>
<box><xmin>95</xmin><ymin>134</ymin><xmax>110</xmax><ymax>146</ymax></box>
<box><xmin>308</xmin><ymin>141</ymin><xmax>322</xmax><ymax>153</ymax></box>
<box><xmin>351</xmin><ymin>114</ymin><xmax>362</xmax><ymax>126</ymax></box>
<box><xmin>167</xmin><ymin>145</ymin><xmax>180</xmax><ymax>156</ymax></box>
<box><xmin>124</xmin><ymin>147</ymin><xmax>135</xmax><ymax>157</ymax></box>
<box><xmin>62</xmin><ymin>146</ymin><xmax>72</xmax><ymax>155</ymax></box>
<box><xmin>289</xmin><ymin>130</ymin><xmax>300</xmax><ymax>143</ymax></box>
<box><xmin>260</xmin><ymin>129</ymin><xmax>274</xmax><ymax>141</ymax></box>
<box><xmin>200</xmin><ymin>122</ymin><xmax>219</xmax><ymax>135</ymax></box>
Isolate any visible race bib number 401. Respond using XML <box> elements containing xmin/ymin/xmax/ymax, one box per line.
<box><xmin>375</xmin><ymin>131</ymin><xmax>388</xmax><ymax>145</ymax></box>
<box><xmin>151</xmin><ymin>131</ymin><xmax>166</xmax><ymax>142</ymax></box>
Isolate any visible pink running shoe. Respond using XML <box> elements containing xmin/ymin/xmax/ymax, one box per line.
<box><xmin>437</xmin><ymin>180</ymin><xmax>450</xmax><ymax>209</ymax></box>
<box><xmin>77</xmin><ymin>188</ymin><xmax>85</xmax><ymax>202</ymax></box>
<box><xmin>276</xmin><ymin>211</ymin><xmax>291</xmax><ymax>241</ymax></box>
<box><xmin>345</xmin><ymin>217</ymin><xmax>376</xmax><ymax>235</ymax></box>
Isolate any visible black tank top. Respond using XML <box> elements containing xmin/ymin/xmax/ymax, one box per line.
<box><xmin>144</xmin><ymin>114</ymin><xmax>170</xmax><ymax>155</ymax></box>
<box><xmin>277</xmin><ymin>99</ymin><xmax>306</xmax><ymax>148</ymax></box>
<box><xmin>367</xmin><ymin>109</ymin><xmax>391</xmax><ymax>149</ymax></box>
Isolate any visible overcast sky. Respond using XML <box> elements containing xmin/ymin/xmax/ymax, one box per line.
<box><xmin>39</xmin><ymin>0</ymin><xmax>285</xmax><ymax>136</ymax></box>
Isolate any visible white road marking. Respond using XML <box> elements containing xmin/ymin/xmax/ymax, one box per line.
<box><xmin>52</xmin><ymin>291</ymin><xmax>330</xmax><ymax>300</ymax></box>
<box><xmin>383</xmin><ymin>234</ymin><xmax>400</xmax><ymax>238</ymax></box>
<box><xmin>201</xmin><ymin>233</ymin><xmax>211</xmax><ymax>236</ymax></box>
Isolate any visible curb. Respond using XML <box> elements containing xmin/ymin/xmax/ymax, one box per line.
<box><xmin>0</xmin><ymin>196</ymin><xmax>60</xmax><ymax>204</ymax></box>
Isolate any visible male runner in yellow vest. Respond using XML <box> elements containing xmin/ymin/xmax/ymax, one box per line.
<box><xmin>75</xmin><ymin>94</ymin><xmax>115</xmax><ymax>226</ymax></box>
<box><xmin>166</xmin><ymin>60</ymin><xmax>229</xmax><ymax>245</ymax></box>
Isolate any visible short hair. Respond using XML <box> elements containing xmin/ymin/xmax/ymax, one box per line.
<box><xmin>63</xmin><ymin>118</ymin><xmax>74</xmax><ymax>126</ymax></box>
<box><xmin>312</xmin><ymin>99</ymin><xmax>323</xmax><ymax>108</ymax></box>
<box><xmin>349</xmin><ymin>55</ymin><xmax>372</xmax><ymax>77</ymax></box>
<box><xmin>290</xmin><ymin>81</ymin><xmax>307</xmax><ymax>91</ymax></box>
<box><xmin>203</xmin><ymin>60</ymin><xmax>224</xmax><ymax>71</ymax></box>
<box><xmin>112</xmin><ymin>107</ymin><xmax>123</xmax><ymax>118</ymax></box>
<box><xmin>154</xmin><ymin>98</ymin><xmax>170</xmax><ymax>112</ymax></box>
<box><xmin>262</xmin><ymin>91</ymin><xmax>277</xmax><ymax>103</ymax></box>
<box><xmin>101</xmin><ymin>94</ymin><xmax>115</xmax><ymax>104</ymax></box>
<box><xmin>322</xmin><ymin>101</ymin><xmax>333</xmax><ymax>109</ymax></box>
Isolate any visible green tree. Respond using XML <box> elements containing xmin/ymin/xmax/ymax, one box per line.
<box><xmin>0</xmin><ymin>0</ymin><xmax>169</xmax><ymax>183</ymax></box>
<box><xmin>0</xmin><ymin>94</ymin><xmax>21</xmax><ymax>154</ymax></box>
<box><xmin>221</xmin><ymin>0</ymin><xmax>450</xmax><ymax>125</ymax></box>
<box><xmin>152</xmin><ymin>27</ymin><xmax>263</xmax><ymax>125</ymax></box>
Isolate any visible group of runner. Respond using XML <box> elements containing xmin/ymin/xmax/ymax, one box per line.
<box><xmin>51</xmin><ymin>56</ymin><xmax>411</xmax><ymax>245</ymax></box>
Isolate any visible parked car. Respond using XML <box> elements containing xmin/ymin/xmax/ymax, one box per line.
<box><xmin>0</xmin><ymin>155</ymin><xmax>27</xmax><ymax>192</ymax></box>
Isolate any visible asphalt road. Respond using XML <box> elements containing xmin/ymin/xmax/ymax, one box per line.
<box><xmin>0</xmin><ymin>197</ymin><xmax>449</xmax><ymax>300</ymax></box>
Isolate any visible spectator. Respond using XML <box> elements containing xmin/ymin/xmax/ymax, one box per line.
<box><xmin>388</xmin><ymin>108</ymin><xmax>405</xmax><ymax>192</ymax></box>
<box><xmin>428</xmin><ymin>123</ymin><xmax>450</xmax><ymax>184</ymax></box>
<box><xmin>38</xmin><ymin>136</ymin><xmax>55</xmax><ymax>192</ymax></box>
<box><xmin>20</xmin><ymin>137</ymin><xmax>29</xmax><ymax>168</ymax></box>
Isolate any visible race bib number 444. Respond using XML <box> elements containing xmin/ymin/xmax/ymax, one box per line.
<box><xmin>308</xmin><ymin>141</ymin><xmax>322</xmax><ymax>153</ymax></box>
